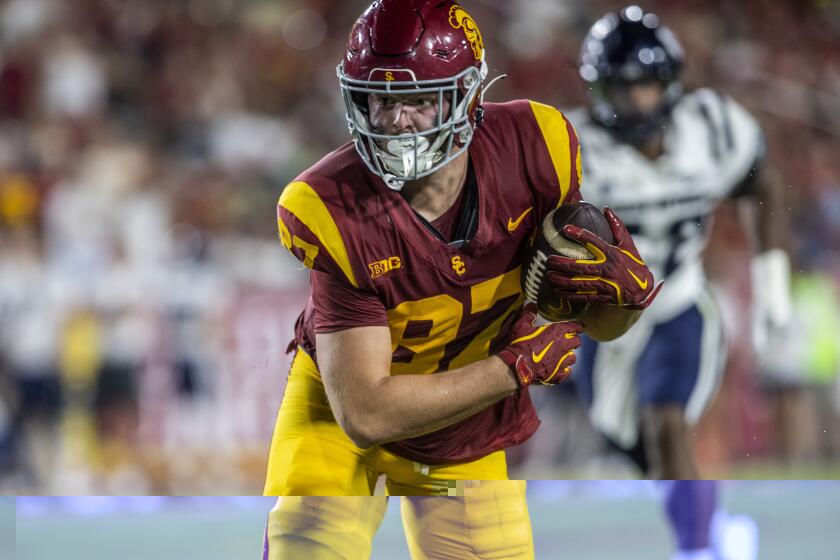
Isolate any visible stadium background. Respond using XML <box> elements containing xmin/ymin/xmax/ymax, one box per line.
<box><xmin>13</xmin><ymin>483</ymin><xmax>840</xmax><ymax>559</ymax></box>
<box><xmin>0</xmin><ymin>0</ymin><xmax>839</xmax><ymax>494</ymax></box>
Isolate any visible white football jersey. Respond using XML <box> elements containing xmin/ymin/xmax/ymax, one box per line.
<box><xmin>567</xmin><ymin>88</ymin><xmax>764</xmax><ymax>321</ymax></box>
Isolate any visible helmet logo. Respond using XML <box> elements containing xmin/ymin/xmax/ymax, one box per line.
<box><xmin>369</xmin><ymin>67</ymin><xmax>417</xmax><ymax>82</ymax></box>
<box><xmin>448</xmin><ymin>5</ymin><xmax>483</xmax><ymax>60</ymax></box>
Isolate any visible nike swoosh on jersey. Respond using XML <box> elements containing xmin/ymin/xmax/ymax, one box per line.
<box><xmin>507</xmin><ymin>207</ymin><xmax>533</xmax><ymax>232</ymax></box>
<box><xmin>628</xmin><ymin>269</ymin><xmax>649</xmax><ymax>289</ymax></box>
<box><xmin>531</xmin><ymin>341</ymin><xmax>553</xmax><ymax>363</ymax></box>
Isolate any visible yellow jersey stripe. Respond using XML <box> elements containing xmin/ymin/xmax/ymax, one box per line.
<box><xmin>529</xmin><ymin>100</ymin><xmax>572</xmax><ymax>207</ymax></box>
<box><xmin>278</xmin><ymin>181</ymin><xmax>359</xmax><ymax>288</ymax></box>
<box><xmin>470</xmin><ymin>267</ymin><xmax>521</xmax><ymax>313</ymax></box>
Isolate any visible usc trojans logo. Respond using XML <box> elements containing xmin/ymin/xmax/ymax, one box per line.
<box><xmin>448</xmin><ymin>5</ymin><xmax>484</xmax><ymax>60</ymax></box>
<box><xmin>451</xmin><ymin>255</ymin><xmax>466</xmax><ymax>275</ymax></box>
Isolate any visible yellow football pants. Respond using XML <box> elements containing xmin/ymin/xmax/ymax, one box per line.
<box><xmin>264</xmin><ymin>481</ymin><xmax>534</xmax><ymax>560</ymax></box>
<box><xmin>264</xmin><ymin>349</ymin><xmax>509</xmax><ymax>497</ymax></box>
<box><xmin>264</xmin><ymin>496</ymin><xmax>387</xmax><ymax>560</ymax></box>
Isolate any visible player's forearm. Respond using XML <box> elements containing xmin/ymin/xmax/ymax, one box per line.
<box><xmin>755</xmin><ymin>195</ymin><xmax>785</xmax><ymax>252</ymax></box>
<box><xmin>349</xmin><ymin>356</ymin><xmax>518</xmax><ymax>448</ymax></box>
<box><xmin>746</xmin><ymin>172</ymin><xmax>787</xmax><ymax>252</ymax></box>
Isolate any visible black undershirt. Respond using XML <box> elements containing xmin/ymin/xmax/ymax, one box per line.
<box><xmin>414</xmin><ymin>158</ymin><xmax>478</xmax><ymax>247</ymax></box>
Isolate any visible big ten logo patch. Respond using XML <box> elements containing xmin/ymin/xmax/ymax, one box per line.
<box><xmin>369</xmin><ymin>256</ymin><xmax>402</xmax><ymax>279</ymax></box>
<box><xmin>451</xmin><ymin>255</ymin><xmax>466</xmax><ymax>275</ymax></box>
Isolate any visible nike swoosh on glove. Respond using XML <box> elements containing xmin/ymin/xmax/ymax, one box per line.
<box><xmin>497</xmin><ymin>303</ymin><xmax>583</xmax><ymax>387</ymax></box>
<box><xmin>546</xmin><ymin>207</ymin><xmax>662</xmax><ymax>310</ymax></box>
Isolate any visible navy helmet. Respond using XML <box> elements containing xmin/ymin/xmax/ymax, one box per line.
<box><xmin>579</xmin><ymin>6</ymin><xmax>684</xmax><ymax>144</ymax></box>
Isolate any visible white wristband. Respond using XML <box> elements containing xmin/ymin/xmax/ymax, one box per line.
<box><xmin>750</xmin><ymin>248</ymin><xmax>792</xmax><ymax>325</ymax></box>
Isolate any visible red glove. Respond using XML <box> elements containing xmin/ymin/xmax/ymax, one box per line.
<box><xmin>497</xmin><ymin>304</ymin><xmax>583</xmax><ymax>387</ymax></box>
<box><xmin>546</xmin><ymin>207</ymin><xmax>662</xmax><ymax>310</ymax></box>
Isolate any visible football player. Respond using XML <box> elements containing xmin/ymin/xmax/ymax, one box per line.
<box><xmin>263</xmin><ymin>0</ymin><xmax>659</xmax><ymax>558</ymax></box>
<box><xmin>557</xmin><ymin>6</ymin><xmax>787</xmax><ymax>560</ymax></box>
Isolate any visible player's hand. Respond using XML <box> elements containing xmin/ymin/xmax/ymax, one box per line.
<box><xmin>545</xmin><ymin>207</ymin><xmax>662</xmax><ymax>310</ymax></box>
<box><xmin>497</xmin><ymin>304</ymin><xmax>583</xmax><ymax>387</ymax></box>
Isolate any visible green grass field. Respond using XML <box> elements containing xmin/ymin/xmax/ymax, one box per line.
<box><xmin>14</xmin><ymin>483</ymin><xmax>840</xmax><ymax>559</ymax></box>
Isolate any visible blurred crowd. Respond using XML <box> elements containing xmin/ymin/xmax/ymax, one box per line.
<box><xmin>1</xmin><ymin>0</ymin><xmax>839</xmax><ymax>493</ymax></box>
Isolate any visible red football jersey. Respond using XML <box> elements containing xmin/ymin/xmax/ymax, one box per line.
<box><xmin>276</xmin><ymin>99</ymin><xmax>582</xmax><ymax>464</ymax></box>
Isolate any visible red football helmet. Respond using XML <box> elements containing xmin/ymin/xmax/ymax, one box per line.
<box><xmin>338</xmin><ymin>0</ymin><xmax>488</xmax><ymax>189</ymax></box>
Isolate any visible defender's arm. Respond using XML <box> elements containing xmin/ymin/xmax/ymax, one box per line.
<box><xmin>735</xmin><ymin>165</ymin><xmax>792</xmax><ymax>352</ymax></box>
<box><xmin>736</xmin><ymin>165</ymin><xmax>786</xmax><ymax>252</ymax></box>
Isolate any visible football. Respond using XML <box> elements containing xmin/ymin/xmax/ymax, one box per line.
<box><xmin>521</xmin><ymin>201</ymin><xmax>614</xmax><ymax>322</ymax></box>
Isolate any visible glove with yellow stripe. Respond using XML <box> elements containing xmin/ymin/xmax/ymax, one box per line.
<box><xmin>546</xmin><ymin>207</ymin><xmax>662</xmax><ymax>310</ymax></box>
<box><xmin>497</xmin><ymin>304</ymin><xmax>583</xmax><ymax>387</ymax></box>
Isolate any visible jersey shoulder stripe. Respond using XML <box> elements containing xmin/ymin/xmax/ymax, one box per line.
<box><xmin>528</xmin><ymin>101</ymin><xmax>582</xmax><ymax>207</ymax></box>
<box><xmin>681</xmin><ymin>88</ymin><xmax>765</xmax><ymax>196</ymax></box>
<box><xmin>686</xmin><ymin>88</ymin><xmax>762</xmax><ymax>160</ymax></box>
<box><xmin>694</xmin><ymin>94</ymin><xmax>723</xmax><ymax>161</ymax></box>
<box><xmin>712</xmin><ymin>90</ymin><xmax>735</xmax><ymax>151</ymax></box>
<box><xmin>277</xmin><ymin>180</ymin><xmax>359</xmax><ymax>288</ymax></box>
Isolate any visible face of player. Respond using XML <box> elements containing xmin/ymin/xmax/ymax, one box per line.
<box><xmin>608</xmin><ymin>80</ymin><xmax>666</xmax><ymax>119</ymax></box>
<box><xmin>367</xmin><ymin>92</ymin><xmax>451</xmax><ymax>136</ymax></box>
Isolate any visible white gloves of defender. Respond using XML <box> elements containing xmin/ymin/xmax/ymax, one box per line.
<box><xmin>751</xmin><ymin>248</ymin><xmax>792</xmax><ymax>357</ymax></box>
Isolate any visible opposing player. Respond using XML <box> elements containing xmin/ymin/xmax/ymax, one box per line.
<box><xmin>557</xmin><ymin>6</ymin><xmax>787</xmax><ymax>560</ymax></box>
<box><xmin>263</xmin><ymin>0</ymin><xmax>659</xmax><ymax>557</ymax></box>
